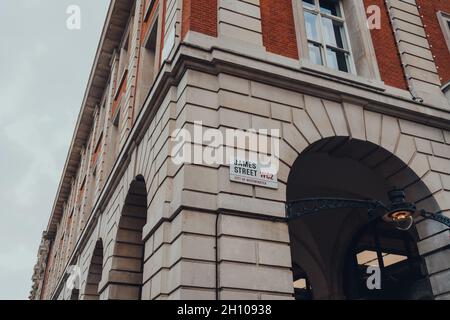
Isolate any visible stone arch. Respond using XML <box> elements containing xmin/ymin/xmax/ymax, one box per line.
<box><xmin>82</xmin><ymin>239</ymin><xmax>103</xmax><ymax>300</ymax></box>
<box><xmin>280</xmin><ymin>97</ymin><xmax>445</xmax><ymax>224</ymax></box>
<box><xmin>286</xmin><ymin>136</ymin><xmax>439</xmax><ymax>299</ymax></box>
<box><xmin>104</xmin><ymin>175</ymin><xmax>148</xmax><ymax>300</ymax></box>
<box><xmin>280</xmin><ymin>97</ymin><xmax>448</xmax><ymax>298</ymax></box>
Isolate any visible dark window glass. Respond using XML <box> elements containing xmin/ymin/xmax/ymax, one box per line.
<box><xmin>309</xmin><ymin>43</ymin><xmax>323</xmax><ymax>65</ymax></box>
<box><xmin>319</xmin><ymin>0</ymin><xmax>341</xmax><ymax>17</ymax></box>
<box><xmin>303</xmin><ymin>0</ymin><xmax>315</xmax><ymax>9</ymax></box>
<box><xmin>322</xmin><ymin>17</ymin><xmax>345</xmax><ymax>49</ymax></box>
<box><xmin>326</xmin><ymin>48</ymin><xmax>348</xmax><ymax>72</ymax></box>
<box><xmin>305</xmin><ymin>11</ymin><xmax>320</xmax><ymax>41</ymax></box>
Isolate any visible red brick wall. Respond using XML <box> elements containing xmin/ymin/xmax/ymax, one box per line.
<box><xmin>417</xmin><ymin>0</ymin><xmax>450</xmax><ymax>84</ymax></box>
<box><xmin>141</xmin><ymin>0</ymin><xmax>160</xmax><ymax>41</ymax></box>
<box><xmin>364</xmin><ymin>0</ymin><xmax>407</xmax><ymax>90</ymax></box>
<box><xmin>160</xmin><ymin>0</ymin><xmax>167</xmax><ymax>65</ymax></box>
<box><xmin>111</xmin><ymin>70</ymin><xmax>127</xmax><ymax>116</ymax></box>
<box><xmin>40</xmin><ymin>243</ymin><xmax>53</xmax><ymax>300</ymax></box>
<box><xmin>260</xmin><ymin>0</ymin><xmax>299</xmax><ymax>59</ymax></box>
<box><xmin>181</xmin><ymin>0</ymin><xmax>218</xmax><ymax>39</ymax></box>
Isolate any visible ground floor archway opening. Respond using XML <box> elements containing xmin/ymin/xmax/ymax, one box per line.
<box><xmin>287</xmin><ymin>137</ymin><xmax>437</xmax><ymax>300</ymax></box>
<box><xmin>83</xmin><ymin>239</ymin><xmax>103</xmax><ymax>300</ymax></box>
<box><xmin>343</xmin><ymin>220</ymin><xmax>432</xmax><ymax>299</ymax></box>
<box><xmin>107</xmin><ymin>175</ymin><xmax>148</xmax><ymax>300</ymax></box>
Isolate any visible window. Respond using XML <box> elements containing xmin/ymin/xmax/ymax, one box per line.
<box><xmin>140</xmin><ymin>19</ymin><xmax>159</xmax><ymax>96</ymax></box>
<box><xmin>294</xmin><ymin>0</ymin><xmax>382</xmax><ymax>81</ymax></box>
<box><xmin>136</xmin><ymin>3</ymin><xmax>163</xmax><ymax>112</ymax></box>
<box><xmin>118</xmin><ymin>35</ymin><xmax>129</xmax><ymax>82</ymax></box>
<box><xmin>91</xmin><ymin>133</ymin><xmax>103</xmax><ymax>167</ymax></box>
<box><xmin>117</xmin><ymin>16</ymin><xmax>133</xmax><ymax>81</ymax></box>
<box><xmin>437</xmin><ymin>11</ymin><xmax>450</xmax><ymax>53</ymax></box>
<box><xmin>302</xmin><ymin>0</ymin><xmax>355</xmax><ymax>73</ymax></box>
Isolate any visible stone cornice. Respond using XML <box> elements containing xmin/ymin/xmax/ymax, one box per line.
<box><xmin>46</xmin><ymin>10</ymin><xmax>450</xmax><ymax>237</ymax></box>
<box><xmin>180</xmin><ymin>31</ymin><xmax>450</xmax><ymax>126</ymax></box>
<box><xmin>48</xmin><ymin>35</ymin><xmax>450</xmax><ymax>294</ymax></box>
<box><xmin>47</xmin><ymin>33</ymin><xmax>450</xmax><ymax>298</ymax></box>
<box><xmin>45</xmin><ymin>0</ymin><xmax>134</xmax><ymax>237</ymax></box>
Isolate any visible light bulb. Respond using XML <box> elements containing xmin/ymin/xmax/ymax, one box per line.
<box><xmin>393</xmin><ymin>213</ymin><xmax>414</xmax><ymax>231</ymax></box>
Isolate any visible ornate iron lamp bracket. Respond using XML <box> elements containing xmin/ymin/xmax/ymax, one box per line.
<box><xmin>286</xmin><ymin>198</ymin><xmax>388</xmax><ymax>222</ymax></box>
<box><xmin>419</xmin><ymin>210</ymin><xmax>450</xmax><ymax>228</ymax></box>
<box><xmin>286</xmin><ymin>197</ymin><xmax>450</xmax><ymax>229</ymax></box>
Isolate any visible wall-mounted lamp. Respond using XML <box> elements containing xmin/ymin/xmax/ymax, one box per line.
<box><xmin>286</xmin><ymin>189</ymin><xmax>450</xmax><ymax>231</ymax></box>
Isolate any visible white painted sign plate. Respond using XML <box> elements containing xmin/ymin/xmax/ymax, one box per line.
<box><xmin>230</xmin><ymin>158</ymin><xmax>278</xmax><ymax>189</ymax></box>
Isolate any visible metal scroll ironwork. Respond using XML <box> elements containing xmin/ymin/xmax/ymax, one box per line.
<box><xmin>286</xmin><ymin>197</ymin><xmax>450</xmax><ymax>228</ymax></box>
<box><xmin>286</xmin><ymin>198</ymin><xmax>387</xmax><ymax>222</ymax></box>
<box><xmin>419</xmin><ymin>210</ymin><xmax>450</xmax><ymax>228</ymax></box>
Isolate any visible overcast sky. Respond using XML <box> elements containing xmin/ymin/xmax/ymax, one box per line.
<box><xmin>0</xmin><ymin>0</ymin><xmax>110</xmax><ymax>300</ymax></box>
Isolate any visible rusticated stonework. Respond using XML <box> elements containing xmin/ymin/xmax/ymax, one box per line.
<box><xmin>32</xmin><ymin>0</ymin><xmax>450</xmax><ymax>300</ymax></box>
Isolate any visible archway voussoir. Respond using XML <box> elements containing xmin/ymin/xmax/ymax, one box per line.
<box><xmin>418</xmin><ymin>231</ymin><xmax>450</xmax><ymax>256</ymax></box>
<box><xmin>424</xmin><ymin>248</ymin><xmax>450</xmax><ymax>275</ymax></box>
<box><xmin>436</xmin><ymin>292</ymin><xmax>450</xmax><ymax>300</ymax></box>
<box><xmin>364</xmin><ymin>110</ymin><xmax>382</xmax><ymax>145</ymax></box>
<box><xmin>282</xmin><ymin>123</ymin><xmax>309</xmax><ymax>155</ymax></box>
<box><xmin>304</xmin><ymin>96</ymin><xmax>334</xmax><ymax>138</ymax></box>
<box><xmin>430</xmin><ymin>269</ymin><xmax>450</xmax><ymax>296</ymax></box>
<box><xmin>409</xmin><ymin>153</ymin><xmax>430</xmax><ymax>180</ymax></box>
<box><xmin>395</xmin><ymin>135</ymin><xmax>416</xmax><ymax>166</ymax></box>
<box><xmin>104</xmin><ymin>284</ymin><xmax>141</xmax><ymax>300</ymax></box>
<box><xmin>342</xmin><ymin>102</ymin><xmax>365</xmax><ymax>141</ymax></box>
<box><xmin>322</xmin><ymin>100</ymin><xmax>349</xmax><ymax>137</ymax></box>
<box><xmin>118</xmin><ymin>216</ymin><xmax>147</xmax><ymax>230</ymax></box>
<box><xmin>82</xmin><ymin>239</ymin><xmax>104</xmax><ymax>300</ymax></box>
<box><xmin>279</xmin><ymin>139</ymin><xmax>300</xmax><ymax>169</ymax></box>
<box><xmin>111</xmin><ymin>256</ymin><xmax>144</xmax><ymax>273</ymax></box>
<box><xmin>115</xmin><ymin>242</ymin><xmax>144</xmax><ymax>258</ymax></box>
<box><xmin>415</xmin><ymin>219</ymin><xmax>448</xmax><ymax>240</ymax></box>
<box><xmin>108</xmin><ymin>269</ymin><xmax>143</xmax><ymax>285</ymax></box>
<box><xmin>292</xmin><ymin>108</ymin><xmax>321</xmax><ymax>144</ymax></box>
<box><xmin>380</xmin><ymin>115</ymin><xmax>400</xmax><ymax>154</ymax></box>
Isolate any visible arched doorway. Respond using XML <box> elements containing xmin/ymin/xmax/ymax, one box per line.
<box><xmin>83</xmin><ymin>239</ymin><xmax>103</xmax><ymax>300</ymax></box>
<box><xmin>287</xmin><ymin>137</ymin><xmax>438</xmax><ymax>300</ymax></box>
<box><xmin>107</xmin><ymin>175</ymin><xmax>148</xmax><ymax>299</ymax></box>
<box><xmin>343</xmin><ymin>221</ymin><xmax>432</xmax><ymax>299</ymax></box>
<box><xmin>70</xmin><ymin>289</ymin><xmax>80</xmax><ymax>300</ymax></box>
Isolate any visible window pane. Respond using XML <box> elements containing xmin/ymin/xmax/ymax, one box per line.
<box><xmin>319</xmin><ymin>0</ymin><xmax>341</xmax><ymax>17</ymax></box>
<box><xmin>304</xmin><ymin>12</ymin><xmax>319</xmax><ymax>41</ymax></box>
<box><xmin>322</xmin><ymin>17</ymin><xmax>346</xmax><ymax>49</ymax></box>
<box><xmin>303</xmin><ymin>0</ymin><xmax>315</xmax><ymax>9</ymax></box>
<box><xmin>308</xmin><ymin>42</ymin><xmax>323</xmax><ymax>65</ymax></box>
<box><xmin>326</xmin><ymin>48</ymin><xmax>349</xmax><ymax>72</ymax></box>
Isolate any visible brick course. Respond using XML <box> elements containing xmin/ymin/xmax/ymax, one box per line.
<box><xmin>417</xmin><ymin>0</ymin><xmax>450</xmax><ymax>84</ymax></box>
<box><xmin>182</xmin><ymin>0</ymin><xmax>218</xmax><ymax>39</ymax></box>
<box><xmin>260</xmin><ymin>0</ymin><xmax>299</xmax><ymax>59</ymax></box>
<box><xmin>364</xmin><ymin>0</ymin><xmax>408</xmax><ymax>89</ymax></box>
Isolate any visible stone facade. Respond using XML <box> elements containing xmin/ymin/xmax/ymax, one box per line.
<box><xmin>31</xmin><ymin>0</ymin><xmax>450</xmax><ymax>300</ymax></box>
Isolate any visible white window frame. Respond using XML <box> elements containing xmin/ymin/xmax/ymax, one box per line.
<box><xmin>142</xmin><ymin>4</ymin><xmax>163</xmax><ymax>79</ymax></box>
<box><xmin>301</xmin><ymin>0</ymin><xmax>356</xmax><ymax>74</ymax></box>
<box><xmin>116</xmin><ymin>14</ymin><xmax>134</xmax><ymax>95</ymax></box>
<box><xmin>144</xmin><ymin>0</ymin><xmax>157</xmax><ymax>21</ymax></box>
<box><xmin>437</xmin><ymin>11</ymin><xmax>450</xmax><ymax>53</ymax></box>
<box><xmin>292</xmin><ymin>0</ymin><xmax>382</xmax><ymax>81</ymax></box>
<box><xmin>135</xmin><ymin>2</ymin><xmax>163</xmax><ymax>113</ymax></box>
